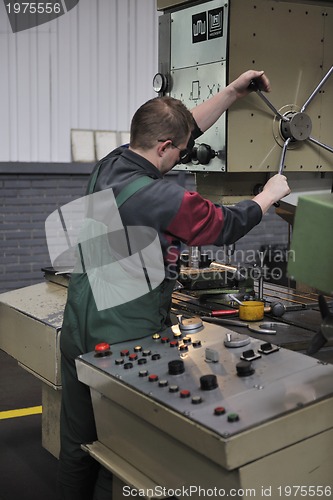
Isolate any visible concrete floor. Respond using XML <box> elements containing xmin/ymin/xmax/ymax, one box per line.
<box><xmin>0</xmin><ymin>349</ymin><xmax>58</xmax><ymax>500</ymax></box>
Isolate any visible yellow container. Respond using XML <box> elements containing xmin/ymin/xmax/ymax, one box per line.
<box><xmin>239</xmin><ymin>301</ymin><xmax>264</xmax><ymax>321</ymax></box>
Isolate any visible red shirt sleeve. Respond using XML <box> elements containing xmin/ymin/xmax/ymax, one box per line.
<box><xmin>166</xmin><ymin>191</ymin><xmax>224</xmax><ymax>246</ymax></box>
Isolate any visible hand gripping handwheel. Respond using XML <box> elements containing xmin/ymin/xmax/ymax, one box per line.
<box><xmin>249</xmin><ymin>67</ymin><xmax>333</xmax><ymax>177</ymax></box>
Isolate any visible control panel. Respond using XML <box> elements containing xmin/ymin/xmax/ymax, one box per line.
<box><xmin>78</xmin><ymin>318</ymin><xmax>333</xmax><ymax>438</ymax></box>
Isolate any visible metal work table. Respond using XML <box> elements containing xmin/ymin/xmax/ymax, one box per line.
<box><xmin>0</xmin><ymin>280</ymin><xmax>67</xmax><ymax>457</ymax></box>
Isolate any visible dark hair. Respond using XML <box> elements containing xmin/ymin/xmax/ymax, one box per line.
<box><xmin>130</xmin><ymin>96</ymin><xmax>194</xmax><ymax>150</ymax></box>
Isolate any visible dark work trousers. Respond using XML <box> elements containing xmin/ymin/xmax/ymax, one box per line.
<box><xmin>57</xmin><ymin>347</ymin><xmax>113</xmax><ymax>500</ymax></box>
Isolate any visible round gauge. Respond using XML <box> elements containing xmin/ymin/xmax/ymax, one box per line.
<box><xmin>153</xmin><ymin>73</ymin><xmax>168</xmax><ymax>93</ymax></box>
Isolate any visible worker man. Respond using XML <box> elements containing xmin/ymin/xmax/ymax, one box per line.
<box><xmin>57</xmin><ymin>70</ymin><xmax>291</xmax><ymax>499</ymax></box>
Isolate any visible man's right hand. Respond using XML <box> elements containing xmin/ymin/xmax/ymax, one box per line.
<box><xmin>253</xmin><ymin>174</ymin><xmax>291</xmax><ymax>214</ymax></box>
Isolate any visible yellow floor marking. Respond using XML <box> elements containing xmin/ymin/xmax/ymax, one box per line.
<box><xmin>0</xmin><ymin>405</ymin><xmax>42</xmax><ymax>420</ymax></box>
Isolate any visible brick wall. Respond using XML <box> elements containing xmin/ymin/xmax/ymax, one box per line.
<box><xmin>0</xmin><ymin>165</ymin><xmax>93</xmax><ymax>293</ymax></box>
<box><xmin>0</xmin><ymin>165</ymin><xmax>289</xmax><ymax>294</ymax></box>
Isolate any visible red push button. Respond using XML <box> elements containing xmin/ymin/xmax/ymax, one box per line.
<box><xmin>120</xmin><ymin>349</ymin><xmax>129</xmax><ymax>357</ymax></box>
<box><xmin>149</xmin><ymin>374</ymin><xmax>159</xmax><ymax>382</ymax></box>
<box><xmin>214</xmin><ymin>406</ymin><xmax>226</xmax><ymax>416</ymax></box>
<box><xmin>95</xmin><ymin>342</ymin><xmax>111</xmax><ymax>357</ymax></box>
<box><xmin>180</xmin><ymin>389</ymin><xmax>191</xmax><ymax>398</ymax></box>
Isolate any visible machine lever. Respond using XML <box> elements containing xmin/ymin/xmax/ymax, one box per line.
<box><xmin>248</xmin><ymin>78</ymin><xmax>289</xmax><ymax>122</ymax></box>
<box><xmin>301</xmin><ymin>66</ymin><xmax>333</xmax><ymax>112</ymax></box>
<box><xmin>278</xmin><ymin>137</ymin><xmax>291</xmax><ymax>175</ymax></box>
<box><xmin>308</xmin><ymin>136</ymin><xmax>333</xmax><ymax>154</ymax></box>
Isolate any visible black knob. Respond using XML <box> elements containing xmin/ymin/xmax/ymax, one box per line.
<box><xmin>248</xmin><ymin>77</ymin><xmax>265</xmax><ymax>92</ymax></box>
<box><xmin>200</xmin><ymin>374</ymin><xmax>218</xmax><ymax>391</ymax></box>
<box><xmin>196</xmin><ymin>144</ymin><xmax>215</xmax><ymax>165</ymax></box>
<box><xmin>236</xmin><ymin>360</ymin><xmax>255</xmax><ymax>377</ymax></box>
<box><xmin>253</xmin><ymin>183</ymin><xmax>264</xmax><ymax>196</ymax></box>
<box><xmin>260</xmin><ymin>342</ymin><xmax>273</xmax><ymax>352</ymax></box>
<box><xmin>270</xmin><ymin>301</ymin><xmax>286</xmax><ymax>317</ymax></box>
<box><xmin>242</xmin><ymin>349</ymin><xmax>255</xmax><ymax>360</ymax></box>
<box><xmin>168</xmin><ymin>359</ymin><xmax>185</xmax><ymax>375</ymax></box>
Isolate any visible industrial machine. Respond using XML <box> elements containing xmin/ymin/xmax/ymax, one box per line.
<box><xmin>155</xmin><ymin>0</ymin><xmax>333</xmax><ymax>192</ymax></box>
<box><xmin>73</xmin><ymin>0</ymin><xmax>333</xmax><ymax>498</ymax></box>
<box><xmin>1</xmin><ymin>0</ymin><xmax>333</xmax><ymax>497</ymax></box>
<box><xmin>151</xmin><ymin>0</ymin><xmax>333</xmax><ymax>310</ymax></box>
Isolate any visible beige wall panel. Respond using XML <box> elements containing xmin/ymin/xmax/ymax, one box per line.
<box><xmin>228</xmin><ymin>0</ymin><xmax>333</xmax><ymax>173</ymax></box>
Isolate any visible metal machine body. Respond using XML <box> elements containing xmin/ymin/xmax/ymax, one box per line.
<box><xmin>1</xmin><ymin>3</ymin><xmax>333</xmax><ymax>496</ymax></box>
<box><xmin>156</xmin><ymin>0</ymin><xmax>333</xmax><ymax>203</ymax></box>
<box><xmin>76</xmin><ymin>320</ymin><xmax>333</xmax><ymax>498</ymax></box>
<box><xmin>74</xmin><ymin>1</ymin><xmax>333</xmax><ymax>495</ymax></box>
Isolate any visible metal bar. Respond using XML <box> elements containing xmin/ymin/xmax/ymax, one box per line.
<box><xmin>256</xmin><ymin>90</ymin><xmax>289</xmax><ymax>122</ymax></box>
<box><xmin>262</xmin><ymin>291</ymin><xmax>307</xmax><ymax>305</ymax></box>
<box><xmin>188</xmin><ymin>246</ymin><xmax>201</xmax><ymax>269</ymax></box>
<box><xmin>258</xmin><ymin>252</ymin><xmax>264</xmax><ymax>300</ymax></box>
<box><xmin>255</xmin><ymin>287</ymin><xmax>315</xmax><ymax>305</ymax></box>
<box><xmin>278</xmin><ymin>137</ymin><xmax>292</xmax><ymax>174</ymax></box>
<box><xmin>308</xmin><ymin>136</ymin><xmax>333</xmax><ymax>154</ymax></box>
<box><xmin>301</xmin><ymin>66</ymin><xmax>333</xmax><ymax>112</ymax></box>
<box><xmin>255</xmin><ymin>283</ymin><xmax>320</xmax><ymax>303</ymax></box>
<box><xmin>259</xmin><ymin>282</ymin><xmax>320</xmax><ymax>300</ymax></box>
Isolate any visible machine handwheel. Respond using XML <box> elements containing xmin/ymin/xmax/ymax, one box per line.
<box><xmin>250</xmin><ymin>66</ymin><xmax>333</xmax><ymax>175</ymax></box>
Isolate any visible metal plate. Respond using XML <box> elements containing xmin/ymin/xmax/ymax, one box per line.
<box><xmin>227</xmin><ymin>0</ymin><xmax>333</xmax><ymax>173</ymax></box>
<box><xmin>171</xmin><ymin>62</ymin><xmax>227</xmax><ymax>172</ymax></box>
<box><xmin>78</xmin><ymin>321</ymin><xmax>333</xmax><ymax>438</ymax></box>
<box><xmin>169</xmin><ymin>0</ymin><xmax>228</xmax><ymax>172</ymax></box>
